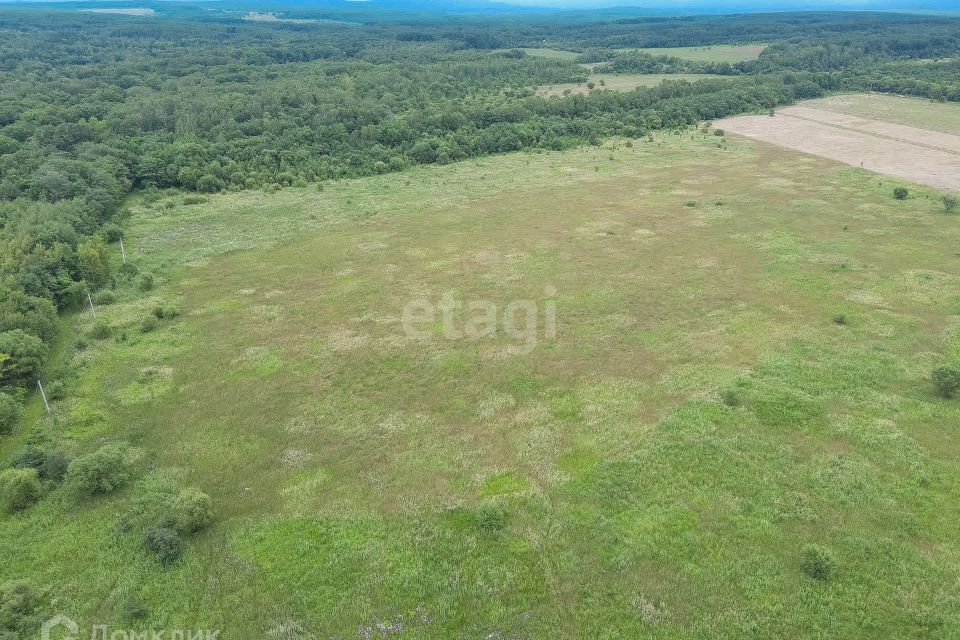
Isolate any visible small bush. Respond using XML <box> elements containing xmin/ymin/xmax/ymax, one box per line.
<box><xmin>473</xmin><ymin>504</ymin><xmax>507</xmax><ymax>533</ymax></box>
<box><xmin>152</xmin><ymin>304</ymin><xmax>180</xmax><ymax>320</ymax></box>
<box><xmin>66</xmin><ymin>443</ymin><xmax>131</xmax><ymax>496</ymax></box>
<box><xmin>713</xmin><ymin>128</ymin><xmax>725</xmax><ymax>137</ymax></box>
<box><xmin>88</xmin><ymin>323</ymin><xmax>112</xmax><ymax>340</ymax></box>
<box><xmin>932</xmin><ymin>366</ymin><xmax>960</xmax><ymax>398</ymax></box>
<box><xmin>944</xmin><ymin>194</ymin><xmax>958</xmax><ymax>214</ymax></box>
<box><xmin>0</xmin><ymin>468</ymin><xmax>42</xmax><ymax>512</ymax></box>
<box><xmin>182</xmin><ymin>195</ymin><xmax>208</xmax><ymax>206</ymax></box>
<box><xmin>0</xmin><ymin>580</ymin><xmax>38</xmax><ymax>633</ymax></box>
<box><xmin>144</xmin><ymin>525</ymin><xmax>182</xmax><ymax>565</ymax></box>
<box><xmin>100</xmin><ymin>223</ymin><xmax>124</xmax><ymax>242</ymax></box>
<box><xmin>93</xmin><ymin>290</ymin><xmax>117</xmax><ymax>305</ymax></box>
<box><xmin>119</xmin><ymin>594</ymin><xmax>148</xmax><ymax>622</ymax></box>
<box><xmin>140</xmin><ymin>317</ymin><xmax>159</xmax><ymax>334</ymax></box>
<box><xmin>0</xmin><ymin>393</ymin><xmax>20</xmax><ymax>435</ymax></box>
<box><xmin>172</xmin><ymin>488</ymin><xmax>213</xmax><ymax>533</ymax></box>
<box><xmin>893</xmin><ymin>187</ymin><xmax>909</xmax><ymax>200</ymax></box>
<box><xmin>38</xmin><ymin>451</ymin><xmax>69</xmax><ymax>482</ymax></box>
<box><xmin>832</xmin><ymin>313</ymin><xmax>847</xmax><ymax>325</ymax></box>
<box><xmin>138</xmin><ymin>274</ymin><xmax>154</xmax><ymax>292</ymax></box>
<box><xmin>720</xmin><ymin>389</ymin><xmax>740</xmax><ymax>407</ymax></box>
<box><xmin>800</xmin><ymin>544</ymin><xmax>836</xmax><ymax>581</ymax></box>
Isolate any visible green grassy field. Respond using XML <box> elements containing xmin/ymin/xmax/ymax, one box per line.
<box><xmin>624</xmin><ymin>44</ymin><xmax>766</xmax><ymax>63</ymax></box>
<box><xmin>801</xmin><ymin>93</ymin><xmax>960</xmax><ymax>135</ymax></box>
<box><xmin>3</xmin><ymin>127</ymin><xmax>960</xmax><ymax>638</ymax></box>
<box><xmin>537</xmin><ymin>73</ymin><xmax>723</xmax><ymax>96</ymax></box>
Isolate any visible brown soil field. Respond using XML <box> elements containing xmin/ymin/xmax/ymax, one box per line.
<box><xmin>717</xmin><ymin>102</ymin><xmax>960</xmax><ymax>191</ymax></box>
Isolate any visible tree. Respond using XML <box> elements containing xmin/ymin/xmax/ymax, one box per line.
<box><xmin>893</xmin><ymin>187</ymin><xmax>909</xmax><ymax>200</ymax></box>
<box><xmin>0</xmin><ymin>393</ymin><xmax>19</xmax><ymax>435</ymax></box>
<box><xmin>76</xmin><ymin>237</ymin><xmax>112</xmax><ymax>289</ymax></box>
<box><xmin>800</xmin><ymin>544</ymin><xmax>836</xmax><ymax>581</ymax></box>
<box><xmin>0</xmin><ymin>468</ymin><xmax>42</xmax><ymax>512</ymax></box>
<box><xmin>0</xmin><ymin>330</ymin><xmax>47</xmax><ymax>390</ymax></box>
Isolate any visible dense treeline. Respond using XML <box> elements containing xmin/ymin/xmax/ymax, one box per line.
<box><xmin>0</xmin><ymin>8</ymin><xmax>959</xmax><ymax>422</ymax></box>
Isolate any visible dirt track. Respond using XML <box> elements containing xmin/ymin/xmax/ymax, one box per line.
<box><xmin>717</xmin><ymin>105</ymin><xmax>960</xmax><ymax>191</ymax></box>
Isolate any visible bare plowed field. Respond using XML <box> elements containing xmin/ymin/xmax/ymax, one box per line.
<box><xmin>718</xmin><ymin>101</ymin><xmax>960</xmax><ymax>191</ymax></box>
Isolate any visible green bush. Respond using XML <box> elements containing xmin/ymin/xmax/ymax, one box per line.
<box><xmin>932</xmin><ymin>367</ymin><xmax>960</xmax><ymax>398</ymax></box>
<box><xmin>88</xmin><ymin>323</ymin><xmax>112</xmax><ymax>340</ymax></box>
<box><xmin>93</xmin><ymin>290</ymin><xmax>117</xmax><ymax>305</ymax></box>
<box><xmin>893</xmin><ymin>187</ymin><xmax>909</xmax><ymax>200</ymax></box>
<box><xmin>0</xmin><ymin>330</ymin><xmax>47</xmax><ymax>389</ymax></box>
<box><xmin>944</xmin><ymin>194</ymin><xmax>958</xmax><ymax>214</ymax></box>
<box><xmin>66</xmin><ymin>443</ymin><xmax>131</xmax><ymax>496</ymax></box>
<box><xmin>182</xmin><ymin>194</ymin><xmax>209</xmax><ymax>205</ymax></box>
<box><xmin>144</xmin><ymin>525</ymin><xmax>182</xmax><ymax>565</ymax></box>
<box><xmin>0</xmin><ymin>580</ymin><xmax>38</xmax><ymax>634</ymax></box>
<box><xmin>473</xmin><ymin>504</ymin><xmax>507</xmax><ymax>533</ymax></box>
<box><xmin>0</xmin><ymin>468</ymin><xmax>42</xmax><ymax>512</ymax></box>
<box><xmin>138</xmin><ymin>274</ymin><xmax>154</xmax><ymax>292</ymax></box>
<box><xmin>0</xmin><ymin>393</ymin><xmax>20</xmax><ymax>435</ymax></box>
<box><xmin>100</xmin><ymin>223</ymin><xmax>124</xmax><ymax>242</ymax></box>
<box><xmin>152</xmin><ymin>304</ymin><xmax>180</xmax><ymax>320</ymax></box>
<box><xmin>832</xmin><ymin>313</ymin><xmax>847</xmax><ymax>325</ymax></box>
<box><xmin>172</xmin><ymin>488</ymin><xmax>213</xmax><ymax>533</ymax></box>
<box><xmin>140</xmin><ymin>316</ymin><xmax>159</xmax><ymax>334</ymax></box>
<box><xmin>720</xmin><ymin>389</ymin><xmax>741</xmax><ymax>407</ymax></box>
<box><xmin>12</xmin><ymin>447</ymin><xmax>69</xmax><ymax>482</ymax></box>
<box><xmin>800</xmin><ymin>544</ymin><xmax>836</xmax><ymax>581</ymax></box>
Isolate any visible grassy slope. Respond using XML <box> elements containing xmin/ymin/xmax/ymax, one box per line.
<box><xmin>3</xmin><ymin>130</ymin><xmax>960</xmax><ymax>638</ymax></box>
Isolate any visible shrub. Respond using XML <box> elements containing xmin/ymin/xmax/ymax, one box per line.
<box><xmin>93</xmin><ymin>290</ymin><xmax>117</xmax><ymax>305</ymax></box>
<box><xmin>0</xmin><ymin>288</ymin><xmax>58</xmax><ymax>343</ymax></box>
<box><xmin>720</xmin><ymin>389</ymin><xmax>740</xmax><ymax>407</ymax></box>
<box><xmin>0</xmin><ymin>330</ymin><xmax>47</xmax><ymax>389</ymax></box>
<box><xmin>88</xmin><ymin>323</ymin><xmax>111</xmax><ymax>340</ymax></box>
<box><xmin>713</xmin><ymin>128</ymin><xmax>725</xmax><ymax>136</ymax></box>
<box><xmin>152</xmin><ymin>304</ymin><xmax>180</xmax><ymax>320</ymax></box>
<box><xmin>473</xmin><ymin>504</ymin><xmax>507</xmax><ymax>533</ymax></box>
<box><xmin>66</xmin><ymin>444</ymin><xmax>131</xmax><ymax>496</ymax></box>
<box><xmin>0</xmin><ymin>468</ymin><xmax>42</xmax><ymax>512</ymax></box>
<box><xmin>0</xmin><ymin>580</ymin><xmax>38</xmax><ymax>633</ymax></box>
<box><xmin>39</xmin><ymin>451</ymin><xmax>69</xmax><ymax>482</ymax></box>
<box><xmin>100</xmin><ymin>223</ymin><xmax>124</xmax><ymax>242</ymax></box>
<box><xmin>893</xmin><ymin>187</ymin><xmax>909</xmax><ymax>200</ymax></box>
<box><xmin>800</xmin><ymin>544</ymin><xmax>836</xmax><ymax>581</ymax></box>
<box><xmin>138</xmin><ymin>274</ymin><xmax>154</xmax><ymax>292</ymax></box>
<box><xmin>944</xmin><ymin>194</ymin><xmax>958</xmax><ymax>214</ymax></box>
<box><xmin>144</xmin><ymin>525</ymin><xmax>182</xmax><ymax>565</ymax></box>
<box><xmin>172</xmin><ymin>488</ymin><xmax>213</xmax><ymax>533</ymax></box>
<box><xmin>0</xmin><ymin>393</ymin><xmax>20</xmax><ymax>435</ymax></box>
<box><xmin>832</xmin><ymin>313</ymin><xmax>847</xmax><ymax>325</ymax></box>
<box><xmin>139</xmin><ymin>317</ymin><xmax>158</xmax><ymax>334</ymax></box>
<box><xmin>932</xmin><ymin>367</ymin><xmax>960</xmax><ymax>398</ymax></box>
<box><xmin>119</xmin><ymin>594</ymin><xmax>148</xmax><ymax>622</ymax></box>
<box><xmin>182</xmin><ymin>194</ymin><xmax>208</xmax><ymax>205</ymax></box>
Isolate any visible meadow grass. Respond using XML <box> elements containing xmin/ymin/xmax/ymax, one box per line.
<box><xmin>536</xmin><ymin>73</ymin><xmax>724</xmax><ymax>96</ymax></box>
<box><xmin>801</xmin><ymin>93</ymin><xmax>960</xmax><ymax>135</ymax></box>
<box><xmin>621</xmin><ymin>44</ymin><xmax>767</xmax><ymax>63</ymax></box>
<box><xmin>3</xmin><ymin>129</ymin><xmax>960</xmax><ymax>637</ymax></box>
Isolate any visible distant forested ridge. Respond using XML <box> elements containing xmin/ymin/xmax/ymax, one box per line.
<box><xmin>0</xmin><ymin>8</ymin><xmax>959</xmax><ymax>408</ymax></box>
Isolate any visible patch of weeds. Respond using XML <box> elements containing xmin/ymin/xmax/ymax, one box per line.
<box><xmin>832</xmin><ymin>313</ymin><xmax>847</xmax><ymax>326</ymax></box>
<box><xmin>800</xmin><ymin>544</ymin><xmax>836</xmax><ymax>581</ymax></box>
<box><xmin>88</xmin><ymin>323</ymin><xmax>112</xmax><ymax>340</ymax></box>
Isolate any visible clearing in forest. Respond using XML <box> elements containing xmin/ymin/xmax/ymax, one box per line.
<box><xmin>7</xmin><ymin>130</ymin><xmax>960</xmax><ymax>637</ymax></box>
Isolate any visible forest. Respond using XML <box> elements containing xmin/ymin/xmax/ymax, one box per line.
<box><xmin>1</xmin><ymin>7</ymin><xmax>959</xmax><ymax>427</ymax></box>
